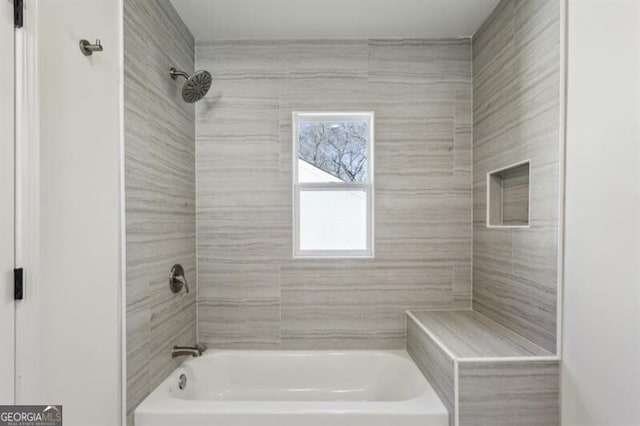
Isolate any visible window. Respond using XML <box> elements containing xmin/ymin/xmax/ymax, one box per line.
<box><xmin>293</xmin><ymin>112</ymin><xmax>374</xmax><ymax>258</ymax></box>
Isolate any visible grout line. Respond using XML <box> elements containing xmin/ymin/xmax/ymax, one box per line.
<box><xmin>278</xmin><ymin>264</ymin><xmax>282</xmax><ymax>348</ymax></box>
<box><xmin>469</xmin><ymin>35</ymin><xmax>474</xmax><ymax>311</ymax></box>
<box><xmin>118</xmin><ymin>1</ymin><xmax>127</xmax><ymax>423</ymax></box>
<box><xmin>453</xmin><ymin>359</ymin><xmax>459</xmax><ymax>426</ymax></box>
<box><xmin>404</xmin><ymin>311</ymin><xmax>408</xmax><ymax>351</ymax></box>
<box><xmin>194</xmin><ymin>41</ymin><xmax>199</xmax><ymax>346</ymax></box>
<box><xmin>556</xmin><ymin>0</ymin><xmax>569</xmax><ymax>360</ymax></box>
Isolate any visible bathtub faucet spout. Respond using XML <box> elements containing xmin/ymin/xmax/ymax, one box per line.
<box><xmin>171</xmin><ymin>344</ymin><xmax>207</xmax><ymax>358</ymax></box>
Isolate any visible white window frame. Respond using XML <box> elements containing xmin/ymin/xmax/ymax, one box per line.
<box><xmin>292</xmin><ymin>112</ymin><xmax>375</xmax><ymax>259</ymax></box>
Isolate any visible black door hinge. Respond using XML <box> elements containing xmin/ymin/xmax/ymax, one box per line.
<box><xmin>14</xmin><ymin>0</ymin><xmax>23</xmax><ymax>28</ymax></box>
<box><xmin>14</xmin><ymin>268</ymin><xmax>24</xmax><ymax>300</ymax></box>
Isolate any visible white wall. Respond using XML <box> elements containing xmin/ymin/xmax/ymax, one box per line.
<box><xmin>563</xmin><ymin>1</ymin><xmax>640</xmax><ymax>424</ymax></box>
<box><xmin>15</xmin><ymin>1</ymin><xmax>123</xmax><ymax>424</ymax></box>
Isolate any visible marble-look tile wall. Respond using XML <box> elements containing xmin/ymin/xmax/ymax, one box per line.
<box><xmin>472</xmin><ymin>0</ymin><xmax>561</xmax><ymax>352</ymax></box>
<box><xmin>124</xmin><ymin>0</ymin><xmax>196</xmax><ymax>420</ymax></box>
<box><xmin>458</xmin><ymin>360</ymin><xmax>560</xmax><ymax>426</ymax></box>
<box><xmin>407</xmin><ymin>315</ymin><xmax>456</xmax><ymax>425</ymax></box>
<box><xmin>196</xmin><ymin>39</ymin><xmax>473</xmax><ymax>349</ymax></box>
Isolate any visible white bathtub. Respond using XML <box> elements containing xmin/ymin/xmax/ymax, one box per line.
<box><xmin>135</xmin><ymin>350</ymin><xmax>448</xmax><ymax>426</ymax></box>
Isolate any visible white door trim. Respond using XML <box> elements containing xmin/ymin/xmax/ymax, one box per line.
<box><xmin>0</xmin><ymin>0</ymin><xmax>16</xmax><ymax>405</ymax></box>
<box><xmin>14</xmin><ymin>0</ymin><xmax>41</xmax><ymax>403</ymax></box>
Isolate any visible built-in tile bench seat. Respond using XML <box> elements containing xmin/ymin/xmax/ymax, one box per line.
<box><xmin>406</xmin><ymin>310</ymin><xmax>560</xmax><ymax>426</ymax></box>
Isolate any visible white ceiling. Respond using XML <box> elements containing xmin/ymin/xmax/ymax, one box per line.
<box><xmin>170</xmin><ymin>0</ymin><xmax>501</xmax><ymax>41</ymax></box>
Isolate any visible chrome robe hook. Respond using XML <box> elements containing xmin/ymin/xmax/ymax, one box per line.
<box><xmin>79</xmin><ymin>39</ymin><xmax>103</xmax><ymax>56</ymax></box>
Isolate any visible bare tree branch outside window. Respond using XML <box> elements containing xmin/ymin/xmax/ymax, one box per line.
<box><xmin>298</xmin><ymin>122</ymin><xmax>368</xmax><ymax>182</ymax></box>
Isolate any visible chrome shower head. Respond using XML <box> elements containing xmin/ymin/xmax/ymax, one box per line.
<box><xmin>169</xmin><ymin>67</ymin><xmax>212</xmax><ymax>103</ymax></box>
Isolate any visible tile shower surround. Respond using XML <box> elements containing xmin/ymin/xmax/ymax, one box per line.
<box><xmin>472</xmin><ymin>0</ymin><xmax>561</xmax><ymax>353</ymax></box>
<box><xmin>195</xmin><ymin>39</ymin><xmax>474</xmax><ymax>349</ymax></box>
<box><xmin>124</xmin><ymin>0</ymin><xmax>196</xmax><ymax>419</ymax></box>
<box><xmin>124</xmin><ymin>0</ymin><xmax>562</xmax><ymax>421</ymax></box>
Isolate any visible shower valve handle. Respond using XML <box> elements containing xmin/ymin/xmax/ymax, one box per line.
<box><xmin>169</xmin><ymin>264</ymin><xmax>189</xmax><ymax>294</ymax></box>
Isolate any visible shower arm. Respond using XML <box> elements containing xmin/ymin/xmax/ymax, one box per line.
<box><xmin>169</xmin><ymin>67</ymin><xmax>190</xmax><ymax>80</ymax></box>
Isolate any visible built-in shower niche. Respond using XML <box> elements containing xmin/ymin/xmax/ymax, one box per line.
<box><xmin>487</xmin><ymin>160</ymin><xmax>530</xmax><ymax>228</ymax></box>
